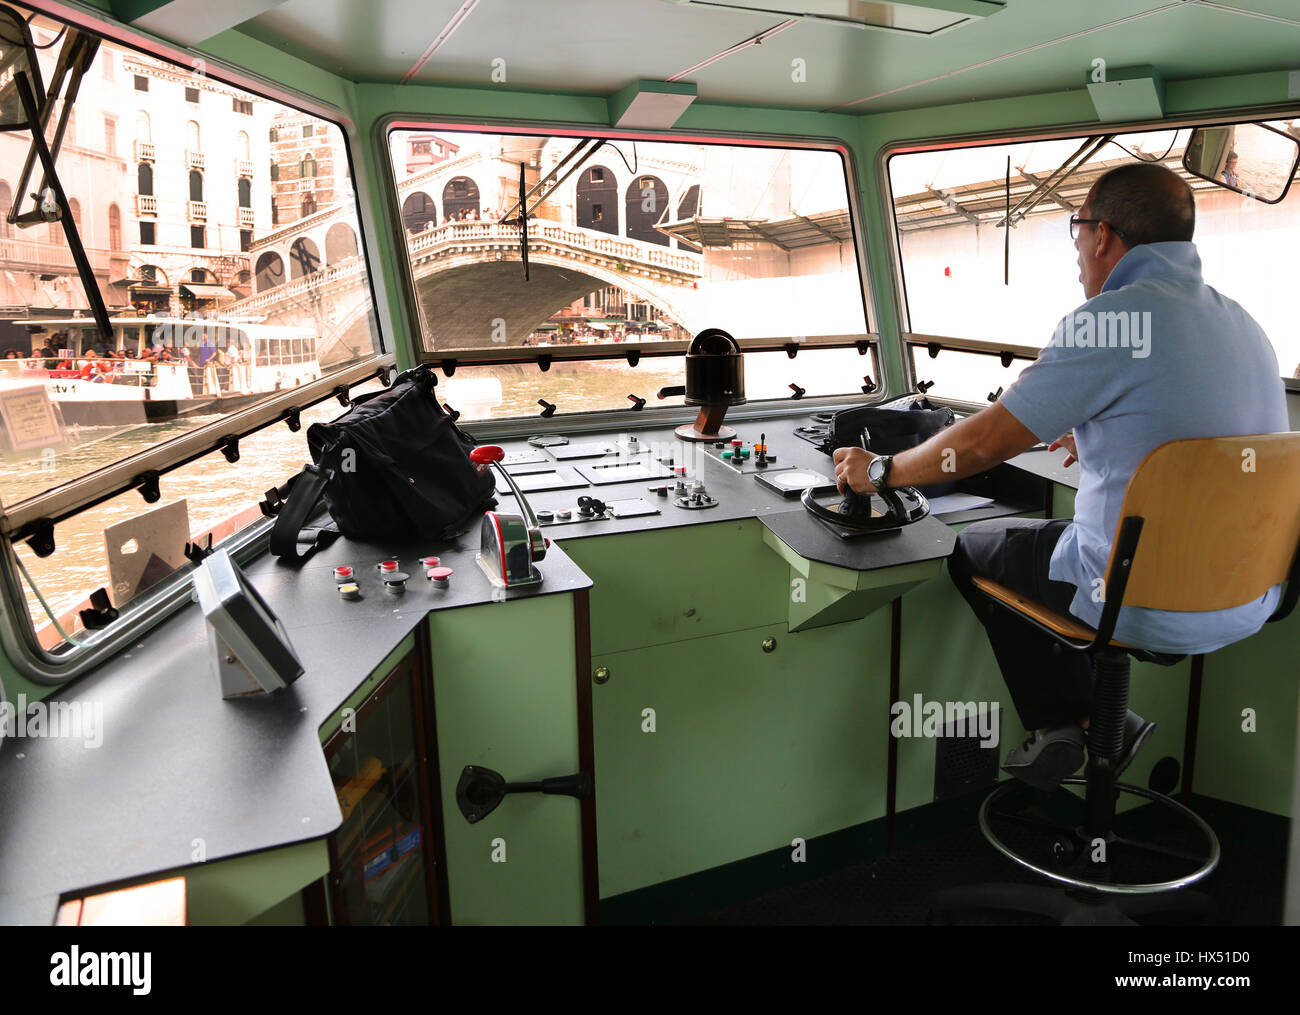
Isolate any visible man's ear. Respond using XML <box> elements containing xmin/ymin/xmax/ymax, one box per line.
<box><xmin>1096</xmin><ymin>222</ymin><xmax>1125</xmax><ymax>258</ymax></box>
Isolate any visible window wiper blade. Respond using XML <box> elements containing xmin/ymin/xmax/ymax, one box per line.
<box><xmin>11</xmin><ymin>66</ymin><xmax>112</xmax><ymax>345</ymax></box>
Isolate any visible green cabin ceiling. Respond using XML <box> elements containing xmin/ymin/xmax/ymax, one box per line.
<box><xmin>207</xmin><ymin>0</ymin><xmax>1300</xmax><ymax>115</ymax></box>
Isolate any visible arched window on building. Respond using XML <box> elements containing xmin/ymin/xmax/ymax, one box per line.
<box><xmin>186</xmin><ymin>120</ymin><xmax>200</xmax><ymax>151</ymax></box>
<box><xmin>625</xmin><ymin>175</ymin><xmax>670</xmax><ymax>246</ymax></box>
<box><xmin>255</xmin><ymin>251</ymin><xmax>284</xmax><ymax>291</ymax></box>
<box><xmin>301</xmin><ymin>192</ymin><xmax>317</xmax><ymax>217</ymax></box>
<box><xmin>441</xmin><ymin>176</ymin><xmax>480</xmax><ymax>220</ymax></box>
<box><xmin>401</xmin><ymin>191</ymin><xmax>436</xmax><ymax>233</ymax></box>
<box><xmin>237</xmin><ymin>131</ymin><xmax>250</xmax><ymax>161</ymax></box>
<box><xmin>675</xmin><ymin>184</ymin><xmax>702</xmax><ymax>252</ymax></box>
<box><xmin>238</xmin><ymin>178</ymin><xmax>251</xmax><ymax>208</ymax></box>
<box><xmin>138</xmin><ymin>162</ymin><xmax>153</xmax><ymax>195</ymax></box>
<box><xmin>300</xmin><ymin>154</ymin><xmax>316</xmax><ymax>178</ymax></box>
<box><xmin>108</xmin><ymin>204</ymin><xmax>121</xmax><ymax>250</ymax></box>
<box><xmin>135</xmin><ymin>109</ymin><xmax>150</xmax><ymax>142</ymax></box>
<box><xmin>189</xmin><ymin>170</ymin><xmax>203</xmax><ymax>202</ymax></box>
<box><xmin>576</xmin><ymin>166</ymin><xmax>618</xmax><ymax>235</ymax></box>
<box><xmin>289</xmin><ymin>236</ymin><xmax>321</xmax><ymax>279</ymax></box>
<box><xmin>325</xmin><ymin>221</ymin><xmax>358</xmax><ymax>263</ymax></box>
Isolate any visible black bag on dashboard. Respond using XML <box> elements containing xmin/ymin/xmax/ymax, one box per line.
<box><xmin>825</xmin><ymin>397</ymin><xmax>955</xmax><ymax>456</ymax></box>
<box><xmin>822</xmin><ymin>395</ymin><xmax>958</xmax><ymax>497</ymax></box>
<box><xmin>269</xmin><ymin>365</ymin><xmax>497</xmax><ymax>561</ymax></box>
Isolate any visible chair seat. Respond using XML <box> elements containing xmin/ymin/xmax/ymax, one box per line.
<box><xmin>970</xmin><ymin>576</ymin><xmax>1139</xmax><ymax>649</ymax></box>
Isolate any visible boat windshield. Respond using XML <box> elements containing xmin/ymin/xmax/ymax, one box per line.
<box><xmin>385</xmin><ymin>126</ymin><xmax>874</xmax><ymax>420</ymax></box>
<box><xmin>0</xmin><ymin>2</ymin><xmax>382</xmax><ymax>512</ymax></box>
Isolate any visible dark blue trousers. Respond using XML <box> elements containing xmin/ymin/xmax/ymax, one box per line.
<box><xmin>946</xmin><ymin>518</ymin><xmax>1095</xmax><ymax>730</ymax></box>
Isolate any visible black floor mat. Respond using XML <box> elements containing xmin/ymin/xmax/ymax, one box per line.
<box><xmin>685</xmin><ymin>792</ymin><xmax>1285</xmax><ymax>926</ymax></box>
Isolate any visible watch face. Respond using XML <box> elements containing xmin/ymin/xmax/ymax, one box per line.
<box><xmin>868</xmin><ymin>458</ymin><xmax>885</xmax><ymax>484</ymax></box>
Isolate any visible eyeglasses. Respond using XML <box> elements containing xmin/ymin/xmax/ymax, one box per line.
<box><xmin>1070</xmin><ymin>215</ymin><xmax>1127</xmax><ymax>242</ymax></box>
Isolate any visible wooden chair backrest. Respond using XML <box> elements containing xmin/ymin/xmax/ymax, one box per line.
<box><xmin>1106</xmin><ymin>433</ymin><xmax>1300</xmax><ymax>611</ymax></box>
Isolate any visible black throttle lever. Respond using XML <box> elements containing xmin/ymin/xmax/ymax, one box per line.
<box><xmin>456</xmin><ymin>765</ymin><xmax>592</xmax><ymax>823</ymax></box>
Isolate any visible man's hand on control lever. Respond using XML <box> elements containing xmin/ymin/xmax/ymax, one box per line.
<box><xmin>832</xmin><ymin>446</ymin><xmax>878</xmax><ymax>495</ymax></box>
<box><xmin>1050</xmin><ymin>431</ymin><xmax>1078</xmax><ymax>467</ymax></box>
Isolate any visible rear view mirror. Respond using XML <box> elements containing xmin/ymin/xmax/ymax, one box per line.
<box><xmin>1183</xmin><ymin>122</ymin><xmax>1300</xmax><ymax>204</ymax></box>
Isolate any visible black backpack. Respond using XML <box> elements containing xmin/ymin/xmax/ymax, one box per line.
<box><xmin>269</xmin><ymin>365</ymin><xmax>497</xmax><ymax>561</ymax></box>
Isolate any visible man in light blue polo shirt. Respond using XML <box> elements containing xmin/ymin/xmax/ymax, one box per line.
<box><xmin>832</xmin><ymin>162</ymin><xmax>1288</xmax><ymax>789</ymax></box>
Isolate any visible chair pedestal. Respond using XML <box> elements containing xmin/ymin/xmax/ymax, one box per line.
<box><xmin>930</xmin><ymin>647</ymin><xmax>1219</xmax><ymax>924</ymax></box>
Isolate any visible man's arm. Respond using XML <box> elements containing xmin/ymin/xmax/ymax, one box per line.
<box><xmin>833</xmin><ymin>402</ymin><xmax>1040</xmax><ymax>494</ymax></box>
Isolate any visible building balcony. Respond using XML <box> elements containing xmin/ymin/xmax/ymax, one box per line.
<box><xmin>135</xmin><ymin>194</ymin><xmax>157</xmax><ymax>215</ymax></box>
<box><xmin>236</xmin><ymin>159</ymin><xmax>255</xmax><ymax>178</ymax></box>
<box><xmin>186</xmin><ymin>149</ymin><xmax>205</xmax><ymax>171</ymax></box>
<box><xmin>237</xmin><ymin>206</ymin><xmax>254</xmax><ymax>227</ymax></box>
<box><xmin>188</xmin><ymin>200</ymin><xmax>207</xmax><ymax>222</ymax></box>
<box><xmin>135</xmin><ymin>140</ymin><xmax>155</xmax><ymax>161</ymax></box>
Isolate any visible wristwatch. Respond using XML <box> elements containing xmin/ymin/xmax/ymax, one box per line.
<box><xmin>867</xmin><ymin>454</ymin><xmax>894</xmax><ymax>491</ymax></box>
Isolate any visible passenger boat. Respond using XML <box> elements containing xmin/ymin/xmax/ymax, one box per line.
<box><xmin>0</xmin><ymin>317</ymin><xmax>321</xmax><ymax>425</ymax></box>
<box><xmin>0</xmin><ymin>0</ymin><xmax>1298</xmax><ymax>976</ymax></box>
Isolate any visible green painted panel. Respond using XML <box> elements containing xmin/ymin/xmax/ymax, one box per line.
<box><xmin>428</xmin><ymin>596</ymin><xmax>584</xmax><ymax>925</ymax></box>
<box><xmin>188</xmin><ymin>839</ymin><xmax>329</xmax><ymax>925</ymax></box>
<box><xmin>1052</xmin><ymin>483</ymin><xmax>1077</xmax><ymax>518</ymax></box>
<box><xmin>593</xmin><ymin>615</ymin><xmax>892</xmax><ymax>898</ymax></box>
<box><xmin>897</xmin><ymin>567</ymin><xmax>1014</xmax><ymax>812</ymax></box>
<box><xmin>95</xmin><ymin>839</ymin><xmax>329</xmax><ymax>925</ymax></box>
<box><xmin>244</xmin><ymin>888</ymin><xmax>307</xmax><ymax>926</ymax></box>
<box><xmin>1195</xmin><ymin>609</ymin><xmax>1300</xmax><ymax>816</ymax></box>
<box><xmin>562</xmin><ymin>521</ymin><xmax>791</xmax><ymax>656</ymax></box>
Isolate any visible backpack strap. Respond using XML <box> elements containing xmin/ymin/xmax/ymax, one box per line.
<box><xmin>269</xmin><ymin>464</ymin><xmax>339</xmax><ymax>562</ymax></box>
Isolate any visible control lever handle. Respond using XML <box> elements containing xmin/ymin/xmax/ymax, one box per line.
<box><xmin>455</xmin><ymin>765</ymin><xmax>592</xmax><ymax>823</ymax></box>
<box><xmin>470</xmin><ymin>446</ymin><xmax>545</xmax><ymax>561</ymax></box>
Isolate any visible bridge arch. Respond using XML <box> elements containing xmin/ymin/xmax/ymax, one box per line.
<box><xmin>255</xmin><ymin>251</ymin><xmax>285</xmax><ymax>291</ymax></box>
<box><xmin>326</xmin><ymin>221</ymin><xmax>359</xmax><ymax>264</ymax></box>
<box><xmin>408</xmin><ymin>247</ymin><xmax>698</xmax><ymax>347</ymax></box>
<box><xmin>626</xmin><ymin>175</ymin><xmax>669</xmax><ymax>246</ymax></box>
<box><xmin>442</xmin><ymin>176</ymin><xmax>480</xmax><ymax>220</ymax></box>
<box><xmin>576</xmin><ymin>165</ymin><xmax>617</xmax><ymax>235</ymax></box>
<box><xmin>402</xmin><ymin>191</ymin><xmax>437</xmax><ymax>233</ymax></box>
<box><xmin>289</xmin><ymin>236</ymin><xmax>322</xmax><ymax>279</ymax></box>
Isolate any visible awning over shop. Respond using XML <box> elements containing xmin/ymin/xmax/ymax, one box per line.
<box><xmin>588</xmin><ymin>322</ymin><xmax>609</xmax><ymax>331</ymax></box>
<box><xmin>180</xmin><ymin>283</ymin><xmax>235</xmax><ymax>300</ymax></box>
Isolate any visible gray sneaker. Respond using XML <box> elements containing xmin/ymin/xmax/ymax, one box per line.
<box><xmin>1113</xmin><ymin>710</ymin><xmax>1157</xmax><ymax>779</ymax></box>
<box><xmin>1003</xmin><ymin>724</ymin><xmax>1086</xmax><ymax>790</ymax></box>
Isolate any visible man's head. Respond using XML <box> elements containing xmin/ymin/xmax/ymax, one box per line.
<box><xmin>1073</xmin><ymin>162</ymin><xmax>1195</xmax><ymax>298</ymax></box>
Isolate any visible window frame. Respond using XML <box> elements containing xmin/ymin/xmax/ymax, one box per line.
<box><xmin>379</xmin><ymin>115</ymin><xmax>884</xmax><ymax>428</ymax></box>
<box><xmin>0</xmin><ymin>0</ymin><xmax>396</xmax><ymax>685</ymax></box>
<box><xmin>878</xmin><ymin>106</ymin><xmax>1300</xmax><ymax>407</ymax></box>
